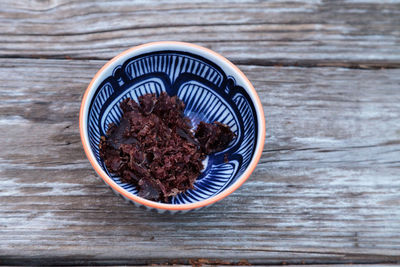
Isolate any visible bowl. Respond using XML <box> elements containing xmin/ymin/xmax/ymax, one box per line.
<box><xmin>79</xmin><ymin>41</ymin><xmax>265</xmax><ymax>213</ymax></box>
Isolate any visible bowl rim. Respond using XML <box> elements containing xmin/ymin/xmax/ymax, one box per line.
<box><xmin>79</xmin><ymin>41</ymin><xmax>266</xmax><ymax>211</ymax></box>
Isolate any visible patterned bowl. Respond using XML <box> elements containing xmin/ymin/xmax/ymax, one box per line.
<box><xmin>80</xmin><ymin>41</ymin><xmax>265</xmax><ymax>213</ymax></box>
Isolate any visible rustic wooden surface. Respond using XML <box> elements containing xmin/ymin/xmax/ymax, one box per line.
<box><xmin>1</xmin><ymin>0</ymin><xmax>400</xmax><ymax>266</ymax></box>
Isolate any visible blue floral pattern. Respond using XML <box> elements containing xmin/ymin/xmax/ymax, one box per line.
<box><xmin>87</xmin><ymin>51</ymin><xmax>258</xmax><ymax>204</ymax></box>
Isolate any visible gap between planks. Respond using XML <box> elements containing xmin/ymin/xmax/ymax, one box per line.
<box><xmin>1</xmin><ymin>55</ymin><xmax>399</xmax><ymax>70</ymax></box>
<box><xmin>1</xmin><ymin>256</ymin><xmax>399</xmax><ymax>266</ymax></box>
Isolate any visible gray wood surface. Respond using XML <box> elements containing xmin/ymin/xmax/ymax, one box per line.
<box><xmin>1</xmin><ymin>0</ymin><xmax>400</xmax><ymax>67</ymax></box>
<box><xmin>1</xmin><ymin>0</ymin><xmax>400</xmax><ymax>266</ymax></box>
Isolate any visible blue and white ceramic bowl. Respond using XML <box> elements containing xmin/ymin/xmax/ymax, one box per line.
<box><xmin>80</xmin><ymin>42</ymin><xmax>265</xmax><ymax>213</ymax></box>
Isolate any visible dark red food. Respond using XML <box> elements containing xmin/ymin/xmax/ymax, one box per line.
<box><xmin>99</xmin><ymin>92</ymin><xmax>235</xmax><ymax>202</ymax></box>
<box><xmin>195</xmin><ymin>121</ymin><xmax>235</xmax><ymax>154</ymax></box>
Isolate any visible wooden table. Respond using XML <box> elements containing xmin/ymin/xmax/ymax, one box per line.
<box><xmin>1</xmin><ymin>1</ymin><xmax>400</xmax><ymax>266</ymax></box>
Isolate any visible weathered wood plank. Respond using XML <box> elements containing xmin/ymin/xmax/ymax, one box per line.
<box><xmin>0</xmin><ymin>58</ymin><xmax>399</xmax><ymax>265</ymax></box>
<box><xmin>0</xmin><ymin>0</ymin><xmax>399</xmax><ymax>66</ymax></box>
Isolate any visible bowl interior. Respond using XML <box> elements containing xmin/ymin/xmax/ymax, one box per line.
<box><xmin>86</xmin><ymin>49</ymin><xmax>259</xmax><ymax>205</ymax></box>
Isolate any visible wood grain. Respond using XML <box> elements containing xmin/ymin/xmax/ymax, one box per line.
<box><xmin>0</xmin><ymin>0</ymin><xmax>399</xmax><ymax>67</ymax></box>
<box><xmin>0</xmin><ymin>58</ymin><xmax>399</xmax><ymax>265</ymax></box>
<box><xmin>1</xmin><ymin>0</ymin><xmax>400</xmax><ymax>265</ymax></box>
